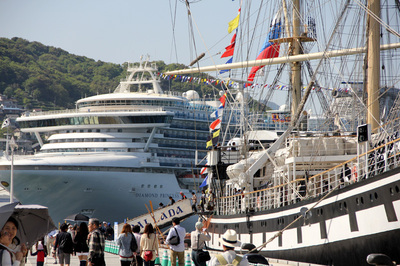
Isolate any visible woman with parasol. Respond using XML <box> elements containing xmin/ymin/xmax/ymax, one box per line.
<box><xmin>0</xmin><ymin>216</ymin><xmax>27</xmax><ymax>266</ymax></box>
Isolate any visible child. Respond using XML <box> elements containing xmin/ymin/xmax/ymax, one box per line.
<box><xmin>31</xmin><ymin>241</ymin><xmax>47</xmax><ymax>266</ymax></box>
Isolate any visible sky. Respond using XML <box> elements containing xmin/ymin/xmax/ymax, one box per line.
<box><xmin>0</xmin><ymin>0</ymin><xmax>240</xmax><ymax>66</ymax></box>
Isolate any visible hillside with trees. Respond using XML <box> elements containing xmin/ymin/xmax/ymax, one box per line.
<box><xmin>0</xmin><ymin>37</ymin><xmax>216</xmax><ymax>111</ymax></box>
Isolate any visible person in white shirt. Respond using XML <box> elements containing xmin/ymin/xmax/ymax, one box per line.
<box><xmin>165</xmin><ymin>218</ymin><xmax>186</xmax><ymax>266</ymax></box>
<box><xmin>0</xmin><ymin>217</ymin><xmax>25</xmax><ymax>266</ymax></box>
<box><xmin>190</xmin><ymin>222</ymin><xmax>211</xmax><ymax>266</ymax></box>
<box><xmin>208</xmin><ymin>230</ymin><xmax>249</xmax><ymax>266</ymax></box>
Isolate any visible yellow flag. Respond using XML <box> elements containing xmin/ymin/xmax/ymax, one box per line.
<box><xmin>212</xmin><ymin>129</ymin><xmax>220</xmax><ymax>138</ymax></box>
<box><xmin>228</xmin><ymin>13</ymin><xmax>240</xmax><ymax>33</ymax></box>
<box><xmin>206</xmin><ymin>139</ymin><xmax>213</xmax><ymax>148</ymax></box>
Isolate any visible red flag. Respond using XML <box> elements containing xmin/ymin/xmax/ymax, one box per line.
<box><xmin>200</xmin><ymin>167</ymin><xmax>207</xmax><ymax>175</ymax></box>
<box><xmin>209</xmin><ymin>119</ymin><xmax>221</xmax><ymax>132</ymax></box>
<box><xmin>219</xmin><ymin>93</ymin><xmax>227</xmax><ymax>107</ymax></box>
<box><xmin>221</xmin><ymin>34</ymin><xmax>236</xmax><ymax>58</ymax></box>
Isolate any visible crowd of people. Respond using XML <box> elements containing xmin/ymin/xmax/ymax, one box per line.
<box><xmin>157</xmin><ymin>190</ymin><xmax>217</xmax><ymax>214</ymax></box>
<box><xmin>1</xmin><ymin>212</ymin><xmax>250</xmax><ymax>266</ymax></box>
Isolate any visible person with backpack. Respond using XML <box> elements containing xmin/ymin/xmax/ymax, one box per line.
<box><xmin>166</xmin><ymin>218</ymin><xmax>186</xmax><ymax>266</ymax></box>
<box><xmin>208</xmin><ymin>230</ymin><xmax>249</xmax><ymax>266</ymax></box>
<box><xmin>116</xmin><ymin>223</ymin><xmax>136</xmax><ymax>266</ymax></box>
<box><xmin>53</xmin><ymin>223</ymin><xmax>74</xmax><ymax>266</ymax></box>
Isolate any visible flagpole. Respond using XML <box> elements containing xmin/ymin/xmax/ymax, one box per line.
<box><xmin>10</xmin><ymin>142</ymin><xmax>14</xmax><ymax>203</ymax></box>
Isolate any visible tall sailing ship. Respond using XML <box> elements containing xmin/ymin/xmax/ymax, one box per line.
<box><xmin>166</xmin><ymin>0</ymin><xmax>400</xmax><ymax>265</ymax></box>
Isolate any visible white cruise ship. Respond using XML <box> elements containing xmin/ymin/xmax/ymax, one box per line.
<box><xmin>0</xmin><ymin>58</ymin><xmax>239</xmax><ymax>224</ymax></box>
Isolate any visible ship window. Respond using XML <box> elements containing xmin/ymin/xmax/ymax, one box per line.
<box><xmin>147</xmin><ymin>184</ymin><xmax>151</xmax><ymax>188</ymax></box>
<box><xmin>160</xmin><ymin>185</ymin><xmax>163</xmax><ymax>188</ymax></box>
<box><xmin>154</xmin><ymin>185</ymin><xmax>157</xmax><ymax>188</ymax></box>
<box><xmin>141</xmin><ymin>184</ymin><xmax>144</xmax><ymax>188</ymax></box>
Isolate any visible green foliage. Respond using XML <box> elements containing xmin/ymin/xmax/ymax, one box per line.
<box><xmin>0</xmin><ymin>37</ymin><xmax>125</xmax><ymax>110</ymax></box>
<box><xmin>0</xmin><ymin>37</ymin><xmax>220</xmax><ymax>110</ymax></box>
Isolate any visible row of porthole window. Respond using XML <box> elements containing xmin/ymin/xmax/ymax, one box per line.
<box><xmin>140</xmin><ymin>184</ymin><xmax>164</xmax><ymax>189</ymax></box>
<box><xmin>253</xmin><ymin>186</ymin><xmax>398</xmax><ymax>227</ymax></box>
<box><xmin>390</xmin><ymin>185</ymin><xmax>400</xmax><ymax>195</ymax></box>
<box><xmin>356</xmin><ymin>192</ymin><xmax>379</xmax><ymax>205</ymax></box>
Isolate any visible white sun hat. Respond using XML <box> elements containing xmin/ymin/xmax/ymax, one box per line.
<box><xmin>219</xmin><ymin>229</ymin><xmax>241</xmax><ymax>248</ymax></box>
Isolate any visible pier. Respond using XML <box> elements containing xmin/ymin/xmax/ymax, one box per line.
<box><xmin>23</xmin><ymin>245</ymin><xmax>325</xmax><ymax>266</ymax></box>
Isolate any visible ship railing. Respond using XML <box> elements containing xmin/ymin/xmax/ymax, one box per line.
<box><xmin>216</xmin><ymin>136</ymin><xmax>400</xmax><ymax>215</ymax></box>
<box><xmin>20</xmin><ymin>107</ymin><xmax>164</xmax><ymax>117</ymax></box>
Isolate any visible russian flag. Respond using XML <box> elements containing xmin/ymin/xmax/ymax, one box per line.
<box><xmin>247</xmin><ymin>12</ymin><xmax>282</xmax><ymax>85</ymax></box>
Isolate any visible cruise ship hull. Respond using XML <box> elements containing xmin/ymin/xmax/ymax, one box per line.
<box><xmin>0</xmin><ymin>153</ymin><xmax>190</xmax><ymax>224</ymax></box>
<box><xmin>207</xmin><ymin>169</ymin><xmax>400</xmax><ymax>265</ymax></box>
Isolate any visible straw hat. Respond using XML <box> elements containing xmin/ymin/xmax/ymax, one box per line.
<box><xmin>219</xmin><ymin>229</ymin><xmax>240</xmax><ymax>248</ymax></box>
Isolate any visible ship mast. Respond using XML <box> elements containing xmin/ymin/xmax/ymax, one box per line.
<box><xmin>290</xmin><ymin>0</ymin><xmax>302</xmax><ymax>117</ymax></box>
<box><xmin>367</xmin><ymin>0</ymin><xmax>380</xmax><ymax>131</ymax></box>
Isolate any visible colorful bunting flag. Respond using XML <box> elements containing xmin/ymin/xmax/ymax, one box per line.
<box><xmin>199</xmin><ymin>175</ymin><xmax>208</xmax><ymax>188</ymax></box>
<box><xmin>206</xmin><ymin>130</ymin><xmax>220</xmax><ymax>149</ymax></box>
<box><xmin>228</xmin><ymin>9</ymin><xmax>241</xmax><ymax>33</ymax></box>
<box><xmin>219</xmin><ymin>57</ymin><xmax>233</xmax><ymax>74</ymax></box>
<box><xmin>210</xmin><ymin>104</ymin><xmax>224</xmax><ymax>119</ymax></box>
<box><xmin>212</xmin><ymin>129</ymin><xmax>220</xmax><ymax>138</ymax></box>
<box><xmin>219</xmin><ymin>93</ymin><xmax>227</xmax><ymax>107</ymax></box>
<box><xmin>221</xmin><ymin>34</ymin><xmax>237</xmax><ymax>58</ymax></box>
<box><xmin>200</xmin><ymin>167</ymin><xmax>207</xmax><ymax>175</ymax></box>
<box><xmin>209</xmin><ymin>119</ymin><xmax>221</xmax><ymax>132</ymax></box>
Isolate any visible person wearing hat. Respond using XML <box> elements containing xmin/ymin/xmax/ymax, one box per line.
<box><xmin>208</xmin><ymin>230</ymin><xmax>249</xmax><ymax>266</ymax></box>
<box><xmin>190</xmin><ymin>222</ymin><xmax>210</xmax><ymax>266</ymax></box>
<box><xmin>179</xmin><ymin>192</ymin><xmax>187</xmax><ymax>200</ymax></box>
